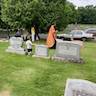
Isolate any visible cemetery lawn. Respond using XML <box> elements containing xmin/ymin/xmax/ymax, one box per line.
<box><xmin>0</xmin><ymin>41</ymin><xmax>96</xmax><ymax>96</ymax></box>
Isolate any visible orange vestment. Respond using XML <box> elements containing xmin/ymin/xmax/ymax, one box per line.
<box><xmin>46</xmin><ymin>25</ymin><xmax>56</xmax><ymax>48</ymax></box>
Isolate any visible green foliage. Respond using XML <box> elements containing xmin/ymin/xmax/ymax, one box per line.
<box><xmin>77</xmin><ymin>5</ymin><xmax>96</xmax><ymax>24</ymax></box>
<box><xmin>1</xmin><ymin>0</ymin><xmax>43</xmax><ymax>29</ymax></box>
<box><xmin>1</xmin><ymin>0</ymin><xmax>67</xmax><ymax>32</ymax></box>
<box><xmin>65</xmin><ymin>2</ymin><xmax>77</xmax><ymax>24</ymax></box>
<box><xmin>2</xmin><ymin>0</ymin><xmax>96</xmax><ymax>31</ymax></box>
<box><xmin>39</xmin><ymin>0</ymin><xmax>67</xmax><ymax>31</ymax></box>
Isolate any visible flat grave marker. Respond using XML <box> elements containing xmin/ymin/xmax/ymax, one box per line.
<box><xmin>64</xmin><ymin>79</ymin><xmax>96</xmax><ymax>96</ymax></box>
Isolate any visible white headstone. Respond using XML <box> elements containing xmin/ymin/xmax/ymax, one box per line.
<box><xmin>6</xmin><ymin>37</ymin><xmax>25</xmax><ymax>54</ymax></box>
<box><xmin>64</xmin><ymin>79</ymin><xmax>96</xmax><ymax>96</ymax></box>
<box><xmin>35</xmin><ymin>45</ymin><xmax>48</xmax><ymax>57</ymax></box>
<box><xmin>54</xmin><ymin>41</ymin><xmax>81</xmax><ymax>61</ymax></box>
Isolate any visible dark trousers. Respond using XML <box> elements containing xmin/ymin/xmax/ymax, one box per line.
<box><xmin>50</xmin><ymin>40</ymin><xmax>56</xmax><ymax>49</ymax></box>
<box><xmin>25</xmin><ymin>49</ymin><xmax>32</xmax><ymax>55</ymax></box>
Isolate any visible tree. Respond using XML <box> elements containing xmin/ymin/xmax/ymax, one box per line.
<box><xmin>1</xmin><ymin>0</ymin><xmax>67</xmax><ymax>32</ymax></box>
<box><xmin>77</xmin><ymin>5</ymin><xmax>96</xmax><ymax>24</ymax></box>
<box><xmin>39</xmin><ymin>0</ymin><xmax>67</xmax><ymax>31</ymax></box>
<box><xmin>64</xmin><ymin>1</ymin><xmax>77</xmax><ymax>24</ymax></box>
<box><xmin>1</xmin><ymin>0</ymin><xmax>42</xmax><ymax>29</ymax></box>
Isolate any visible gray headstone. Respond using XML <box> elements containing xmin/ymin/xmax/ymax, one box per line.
<box><xmin>64</xmin><ymin>79</ymin><xmax>96</xmax><ymax>96</ymax></box>
<box><xmin>35</xmin><ymin>45</ymin><xmax>48</xmax><ymax>57</ymax></box>
<box><xmin>53</xmin><ymin>40</ymin><xmax>82</xmax><ymax>63</ymax></box>
<box><xmin>6</xmin><ymin>37</ymin><xmax>25</xmax><ymax>54</ymax></box>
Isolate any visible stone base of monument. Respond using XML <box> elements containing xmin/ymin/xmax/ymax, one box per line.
<box><xmin>6</xmin><ymin>47</ymin><xmax>25</xmax><ymax>55</ymax></box>
<box><xmin>52</xmin><ymin>56</ymin><xmax>84</xmax><ymax>64</ymax></box>
<box><xmin>32</xmin><ymin>55</ymin><xmax>50</xmax><ymax>59</ymax></box>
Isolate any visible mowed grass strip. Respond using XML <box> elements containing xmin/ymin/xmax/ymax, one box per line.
<box><xmin>0</xmin><ymin>42</ymin><xmax>96</xmax><ymax>96</ymax></box>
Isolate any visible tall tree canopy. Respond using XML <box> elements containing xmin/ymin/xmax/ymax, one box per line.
<box><xmin>64</xmin><ymin>1</ymin><xmax>77</xmax><ymax>24</ymax></box>
<box><xmin>1</xmin><ymin>0</ymin><xmax>67</xmax><ymax>32</ymax></box>
<box><xmin>77</xmin><ymin>5</ymin><xmax>96</xmax><ymax>24</ymax></box>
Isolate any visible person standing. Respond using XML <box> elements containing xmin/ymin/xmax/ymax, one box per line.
<box><xmin>25</xmin><ymin>38</ymin><xmax>32</xmax><ymax>55</ymax></box>
<box><xmin>46</xmin><ymin>24</ymin><xmax>57</xmax><ymax>49</ymax></box>
<box><xmin>34</xmin><ymin>26</ymin><xmax>40</xmax><ymax>40</ymax></box>
<box><xmin>15</xmin><ymin>29</ymin><xmax>21</xmax><ymax>37</ymax></box>
<box><xmin>31</xmin><ymin>26</ymin><xmax>35</xmax><ymax>42</ymax></box>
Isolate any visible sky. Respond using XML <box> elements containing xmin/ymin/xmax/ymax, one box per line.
<box><xmin>67</xmin><ymin>0</ymin><xmax>96</xmax><ymax>7</ymax></box>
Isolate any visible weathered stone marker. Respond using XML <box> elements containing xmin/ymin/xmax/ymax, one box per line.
<box><xmin>6</xmin><ymin>37</ymin><xmax>25</xmax><ymax>54</ymax></box>
<box><xmin>64</xmin><ymin>79</ymin><xmax>96</xmax><ymax>96</ymax></box>
<box><xmin>52</xmin><ymin>40</ymin><xmax>83</xmax><ymax>63</ymax></box>
<box><xmin>34</xmin><ymin>45</ymin><xmax>48</xmax><ymax>57</ymax></box>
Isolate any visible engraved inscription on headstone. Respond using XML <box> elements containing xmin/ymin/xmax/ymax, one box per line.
<box><xmin>57</xmin><ymin>44</ymin><xmax>78</xmax><ymax>56</ymax></box>
<box><xmin>35</xmin><ymin>45</ymin><xmax>48</xmax><ymax>57</ymax></box>
<box><xmin>6</xmin><ymin>37</ymin><xmax>25</xmax><ymax>54</ymax></box>
<box><xmin>64</xmin><ymin>79</ymin><xmax>96</xmax><ymax>96</ymax></box>
<box><xmin>73</xmin><ymin>90</ymin><xmax>95</xmax><ymax>96</ymax></box>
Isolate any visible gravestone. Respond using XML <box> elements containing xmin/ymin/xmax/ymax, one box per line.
<box><xmin>64</xmin><ymin>79</ymin><xmax>96</xmax><ymax>96</ymax></box>
<box><xmin>6</xmin><ymin>37</ymin><xmax>25</xmax><ymax>54</ymax></box>
<box><xmin>53</xmin><ymin>40</ymin><xmax>83</xmax><ymax>63</ymax></box>
<box><xmin>34</xmin><ymin>45</ymin><xmax>48</xmax><ymax>57</ymax></box>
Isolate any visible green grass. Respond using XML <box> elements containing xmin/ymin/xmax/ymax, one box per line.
<box><xmin>0</xmin><ymin>41</ymin><xmax>96</xmax><ymax>96</ymax></box>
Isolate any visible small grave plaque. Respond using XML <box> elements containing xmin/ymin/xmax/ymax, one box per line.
<box><xmin>64</xmin><ymin>79</ymin><xmax>96</xmax><ymax>96</ymax></box>
<box><xmin>6</xmin><ymin>37</ymin><xmax>25</xmax><ymax>54</ymax></box>
<box><xmin>35</xmin><ymin>45</ymin><xmax>48</xmax><ymax>57</ymax></box>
